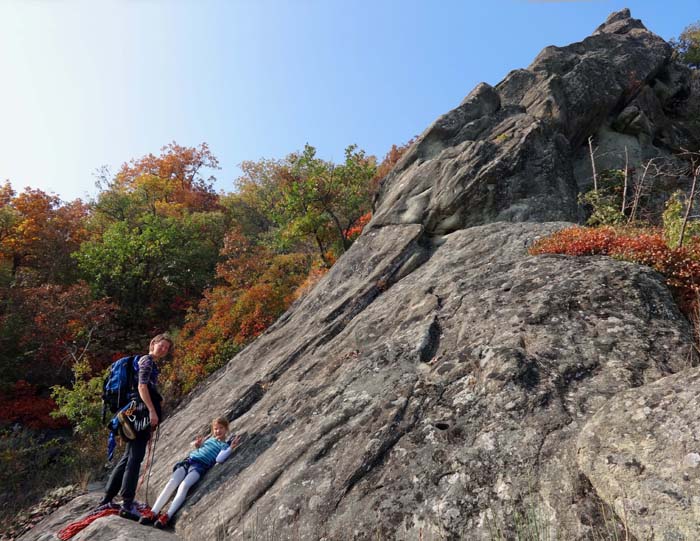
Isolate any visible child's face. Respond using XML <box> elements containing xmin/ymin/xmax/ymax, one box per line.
<box><xmin>213</xmin><ymin>422</ymin><xmax>228</xmax><ymax>441</ymax></box>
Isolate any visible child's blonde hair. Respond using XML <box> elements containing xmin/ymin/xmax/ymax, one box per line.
<box><xmin>212</xmin><ymin>417</ymin><xmax>229</xmax><ymax>432</ymax></box>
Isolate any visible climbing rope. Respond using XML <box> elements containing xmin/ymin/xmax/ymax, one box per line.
<box><xmin>136</xmin><ymin>425</ymin><xmax>160</xmax><ymax>504</ymax></box>
<box><xmin>57</xmin><ymin>507</ymin><xmax>119</xmax><ymax>540</ymax></box>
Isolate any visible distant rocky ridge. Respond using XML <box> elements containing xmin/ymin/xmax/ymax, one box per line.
<box><xmin>22</xmin><ymin>9</ymin><xmax>700</xmax><ymax>541</ymax></box>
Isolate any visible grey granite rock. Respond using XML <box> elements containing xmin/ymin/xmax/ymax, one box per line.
<box><xmin>142</xmin><ymin>222</ymin><xmax>693</xmax><ymax>540</ymax></box>
<box><xmin>371</xmin><ymin>8</ymin><xmax>697</xmax><ymax>235</ymax></box>
<box><xmin>16</xmin><ymin>494</ymin><xmax>181</xmax><ymax>541</ymax></box>
<box><xmin>578</xmin><ymin>367</ymin><xmax>700</xmax><ymax>540</ymax></box>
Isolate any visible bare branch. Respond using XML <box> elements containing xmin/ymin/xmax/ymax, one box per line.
<box><xmin>621</xmin><ymin>146</ymin><xmax>629</xmax><ymax>215</ymax></box>
<box><xmin>588</xmin><ymin>136</ymin><xmax>598</xmax><ymax>193</ymax></box>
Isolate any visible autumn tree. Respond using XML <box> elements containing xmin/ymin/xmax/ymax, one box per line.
<box><xmin>164</xmin><ymin>228</ymin><xmax>311</xmax><ymax>395</ymax></box>
<box><xmin>0</xmin><ymin>183</ymin><xmax>89</xmax><ymax>284</ymax></box>
<box><xmin>234</xmin><ymin>144</ymin><xmax>376</xmax><ymax>266</ymax></box>
<box><xmin>0</xmin><ymin>183</ymin><xmax>105</xmax><ymax>391</ymax></box>
<box><xmin>79</xmin><ymin>143</ymin><xmax>226</xmax><ymax>330</ymax></box>
<box><xmin>97</xmin><ymin>142</ymin><xmax>220</xmax><ymax>219</ymax></box>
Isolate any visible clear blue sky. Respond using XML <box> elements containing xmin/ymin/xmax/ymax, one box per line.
<box><xmin>0</xmin><ymin>0</ymin><xmax>697</xmax><ymax>202</ymax></box>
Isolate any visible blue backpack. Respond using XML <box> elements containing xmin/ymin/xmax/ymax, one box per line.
<box><xmin>101</xmin><ymin>355</ymin><xmax>141</xmax><ymax>423</ymax></box>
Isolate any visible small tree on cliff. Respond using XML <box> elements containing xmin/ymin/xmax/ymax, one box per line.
<box><xmin>671</xmin><ymin>21</ymin><xmax>700</xmax><ymax>69</ymax></box>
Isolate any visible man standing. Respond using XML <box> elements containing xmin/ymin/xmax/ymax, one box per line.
<box><xmin>99</xmin><ymin>333</ymin><xmax>173</xmax><ymax>520</ymax></box>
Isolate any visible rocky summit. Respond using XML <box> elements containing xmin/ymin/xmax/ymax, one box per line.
<box><xmin>23</xmin><ymin>9</ymin><xmax>700</xmax><ymax>541</ymax></box>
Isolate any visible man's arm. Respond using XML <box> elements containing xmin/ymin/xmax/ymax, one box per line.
<box><xmin>138</xmin><ymin>383</ymin><xmax>159</xmax><ymax>427</ymax></box>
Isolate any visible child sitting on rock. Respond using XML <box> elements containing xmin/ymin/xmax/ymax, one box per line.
<box><xmin>139</xmin><ymin>416</ymin><xmax>240</xmax><ymax>528</ymax></box>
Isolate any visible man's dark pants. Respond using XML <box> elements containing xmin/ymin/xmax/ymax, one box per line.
<box><xmin>104</xmin><ymin>430</ymin><xmax>150</xmax><ymax>506</ymax></box>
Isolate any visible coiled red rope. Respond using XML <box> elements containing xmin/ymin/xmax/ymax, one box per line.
<box><xmin>57</xmin><ymin>508</ymin><xmax>118</xmax><ymax>540</ymax></box>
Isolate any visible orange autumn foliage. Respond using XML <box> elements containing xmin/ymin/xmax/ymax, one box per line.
<box><xmin>163</xmin><ymin>229</ymin><xmax>313</xmax><ymax>395</ymax></box>
<box><xmin>345</xmin><ymin>212</ymin><xmax>371</xmax><ymax>240</ymax></box>
<box><xmin>112</xmin><ymin>142</ymin><xmax>220</xmax><ymax>214</ymax></box>
<box><xmin>0</xmin><ymin>184</ymin><xmax>89</xmax><ymax>280</ymax></box>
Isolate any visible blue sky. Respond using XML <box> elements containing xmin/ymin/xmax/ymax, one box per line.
<box><xmin>0</xmin><ymin>0</ymin><xmax>697</xmax><ymax>202</ymax></box>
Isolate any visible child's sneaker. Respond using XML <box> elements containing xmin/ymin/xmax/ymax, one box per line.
<box><xmin>138</xmin><ymin>508</ymin><xmax>157</xmax><ymax>525</ymax></box>
<box><xmin>153</xmin><ymin>513</ymin><xmax>169</xmax><ymax>529</ymax></box>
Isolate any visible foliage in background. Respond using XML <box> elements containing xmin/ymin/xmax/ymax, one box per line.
<box><xmin>662</xmin><ymin>190</ymin><xmax>700</xmax><ymax>248</ymax></box>
<box><xmin>0</xmin><ymin>183</ymin><xmax>89</xmax><ymax>283</ymax></box>
<box><xmin>51</xmin><ymin>359</ymin><xmax>105</xmax><ymax>437</ymax></box>
<box><xmin>0</xmin><ymin>380</ymin><xmax>68</xmax><ymax>429</ymax></box>
<box><xmin>577</xmin><ymin>169</ymin><xmax>627</xmax><ymax>226</ymax></box>
<box><xmin>671</xmin><ymin>20</ymin><xmax>700</xmax><ymax>69</ymax></box>
<box><xmin>0</xmin><ymin>136</ymin><xmax>415</xmax><ymax>529</ymax></box>
<box><xmin>233</xmin><ymin>143</ymin><xmax>377</xmax><ymax>266</ymax></box>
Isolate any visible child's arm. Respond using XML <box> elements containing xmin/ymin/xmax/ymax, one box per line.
<box><xmin>216</xmin><ymin>445</ymin><xmax>232</xmax><ymax>464</ymax></box>
<box><xmin>216</xmin><ymin>434</ymin><xmax>242</xmax><ymax>464</ymax></box>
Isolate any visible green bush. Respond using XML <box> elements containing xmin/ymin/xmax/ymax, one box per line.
<box><xmin>51</xmin><ymin>358</ymin><xmax>104</xmax><ymax>437</ymax></box>
<box><xmin>662</xmin><ymin>191</ymin><xmax>700</xmax><ymax>247</ymax></box>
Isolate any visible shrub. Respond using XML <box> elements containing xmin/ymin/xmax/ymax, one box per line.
<box><xmin>51</xmin><ymin>358</ymin><xmax>104</xmax><ymax>437</ymax></box>
<box><xmin>529</xmin><ymin>226</ymin><xmax>700</xmax><ymax>315</ymax></box>
<box><xmin>577</xmin><ymin>170</ymin><xmax>627</xmax><ymax>226</ymax></box>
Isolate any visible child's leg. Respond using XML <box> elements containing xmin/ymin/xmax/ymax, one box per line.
<box><xmin>151</xmin><ymin>466</ymin><xmax>187</xmax><ymax>514</ymax></box>
<box><xmin>165</xmin><ymin>470</ymin><xmax>201</xmax><ymax>518</ymax></box>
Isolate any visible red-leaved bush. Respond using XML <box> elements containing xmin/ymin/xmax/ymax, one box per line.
<box><xmin>0</xmin><ymin>381</ymin><xmax>69</xmax><ymax>430</ymax></box>
<box><xmin>529</xmin><ymin>226</ymin><xmax>700</xmax><ymax>314</ymax></box>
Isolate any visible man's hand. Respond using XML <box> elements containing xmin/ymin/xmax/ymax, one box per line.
<box><xmin>149</xmin><ymin>410</ymin><xmax>159</xmax><ymax>428</ymax></box>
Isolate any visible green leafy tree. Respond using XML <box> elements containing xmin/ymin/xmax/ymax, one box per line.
<box><xmin>75</xmin><ymin>211</ymin><xmax>225</xmax><ymax>328</ymax></box>
<box><xmin>671</xmin><ymin>21</ymin><xmax>700</xmax><ymax>69</ymax></box>
<box><xmin>234</xmin><ymin>144</ymin><xmax>376</xmax><ymax>265</ymax></box>
<box><xmin>79</xmin><ymin>144</ymin><xmax>227</xmax><ymax>330</ymax></box>
<box><xmin>662</xmin><ymin>191</ymin><xmax>700</xmax><ymax>247</ymax></box>
<box><xmin>577</xmin><ymin>169</ymin><xmax>626</xmax><ymax>226</ymax></box>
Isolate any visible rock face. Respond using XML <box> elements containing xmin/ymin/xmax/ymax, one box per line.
<box><xmin>24</xmin><ymin>9</ymin><xmax>700</xmax><ymax>541</ymax></box>
<box><xmin>372</xmin><ymin>9</ymin><xmax>696</xmax><ymax>232</ymax></box>
<box><xmin>578</xmin><ymin>368</ymin><xmax>700</xmax><ymax>540</ymax></box>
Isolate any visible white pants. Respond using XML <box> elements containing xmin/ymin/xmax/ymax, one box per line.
<box><xmin>151</xmin><ymin>466</ymin><xmax>201</xmax><ymax>518</ymax></box>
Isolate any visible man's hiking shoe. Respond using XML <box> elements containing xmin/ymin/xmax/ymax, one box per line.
<box><xmin>119</xmin><ymin>504</ymin><xmax>140</xmax><ymax>521</ymax></box>
<box><xmin>138</xmin><ymin>509</ymin><xmax>157</xmax><ymax>525</ymax></box>
<box><xmin>153</xmin><ymin>513</ymin><xmax>169</xmax><ymax>529</ymax></box>
<box><xmin>94</xmin><ymin>496</ymin><xmax>113</xmax><ymax>510</ymax></box>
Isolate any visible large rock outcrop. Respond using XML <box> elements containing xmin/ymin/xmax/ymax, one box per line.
<box><xmin>23</xmin><ymin>9</ymin><xmax>700</xmax><ymax>541</ymax></box>
<box><xmin>372</xmin><ymin>8</ymin><xmax>696</xmax><ymax>232</ymax></box>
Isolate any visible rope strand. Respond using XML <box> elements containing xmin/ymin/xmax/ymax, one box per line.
<box><xmin>135</xmin><ymin>426</ymin><xmax>159</xmax><ymax>504</ymax></box>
